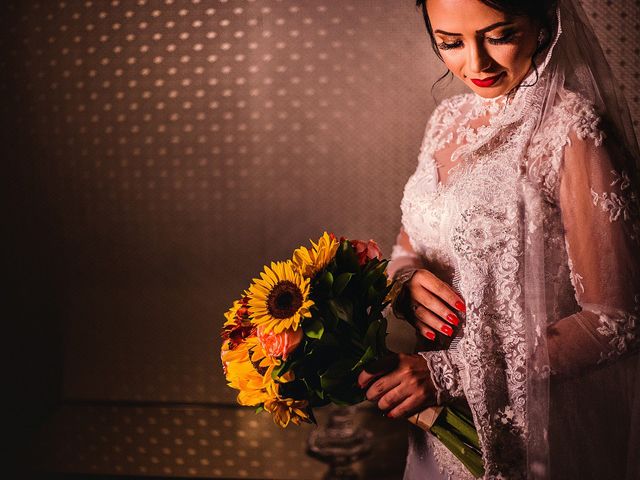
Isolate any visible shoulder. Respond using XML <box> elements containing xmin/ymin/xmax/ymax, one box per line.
<box><xmin>550</xmin><ymin>90</ymin><xmax>606</xmax><ymax>148</ymax></box>
<box><xmin>527</xmin><ymin>89</ymin><xmax>608</xmax><ymax>202</ymax></box>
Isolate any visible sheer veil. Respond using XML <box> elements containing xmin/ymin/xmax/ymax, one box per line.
<box><xmin>517</xmin><ymin>1</ymin><xmax>639</xmax><ymax>478</ymax></box>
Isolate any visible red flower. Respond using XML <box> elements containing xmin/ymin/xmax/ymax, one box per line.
<box><xmin>350</xmin><ymin>239</ymin><xmax>382</xmax><ymax>266</ymax></box>
<box><xmin>222</xmin><ymin>297</ymin><xmax>255</xmax><ymax>349</ymax></box>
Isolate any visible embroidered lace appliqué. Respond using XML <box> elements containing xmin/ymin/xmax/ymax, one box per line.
<box><xmin>400</xmin><ymin>88</ymin><xmax>636</xmax><ymax>478</ymax></box>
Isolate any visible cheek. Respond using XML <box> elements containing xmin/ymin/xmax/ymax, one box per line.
<box><xmin>491</xmin><ymin>45</ymin><xmax>532</xmax><ymax>75</ymax></box>
<box><xmin>440</xmin><ymin>52</ymin><xmax>464</xmax><ymax>75</ymax></box>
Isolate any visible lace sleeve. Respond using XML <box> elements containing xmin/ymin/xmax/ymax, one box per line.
<box><xmin>549</xmin><ymin>126</ymin><xmax>640</xmax><ymax>376</ymax></box>
<box><xmin>418</xmin><ymin>350</ymin><xmax>465</xmax><ymax>404</ymax></box>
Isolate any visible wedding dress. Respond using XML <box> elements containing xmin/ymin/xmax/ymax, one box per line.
<box><xmin>389</xmin><ymin>1</ymin><xmax>640</xmax><ymax>478</ymax></box>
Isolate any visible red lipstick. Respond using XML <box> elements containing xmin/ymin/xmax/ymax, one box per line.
<box><xmin>470</xmin><ymin>72</ymin><xmax>504</xmax><ymax>87</ymax></box>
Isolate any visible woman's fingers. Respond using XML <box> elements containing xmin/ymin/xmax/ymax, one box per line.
<box><xmin>376</xmin><ymin>383</ymin><xmax>408</xmax><ymax>412</ymax></box>
<box><xmin>387</xmin><ymin>394</ymin><xmax>427</xmax><ymax>419</ymax></box>
<box><xmin>365</xmin><ymin>375</ymin><xmax>402</xmax><ymax>403</ymax></box>
<box><xmin>364</xmin><ymin>354</ymin><xmax>437</xmax><ymax>418</ymax></box>
<box><xmin>415</xmin><ymin>270</ymin><xmax>466</xmax><ymax>313</ymax></box>
<box><xmin>409</xmin><ymin>282</ymin><xmax>461</xmax><ymax>332</ymax></box>
<box><xmin>408</xmin><ymin>270</ymin><xmax>466</xmax><ymax>326</ymax></box>
<box><xmin>413</xmin><ymin>305</ymin><xmax>453</xmax><ymax>338</ymax></box>
<box><xmin>357</xmin><ymin>354</ymin><xmax>399</xmax><ymax>389</ymax></box>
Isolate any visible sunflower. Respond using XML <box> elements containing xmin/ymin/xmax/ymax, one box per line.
<box><xmin>292</xmin><ymin>232</ymin><xmax>339</xmax><ymax>278</ymax></box>
<box><xmin>248</xmin><ymin>261</ymin><xmax>313</xmax><ymax>334</ymax></box>
<box><xmin>264</xmin><ymin>396</ymin><xmax>312</xmax><ymax>427</ymax></box>
<box><xmin>223</xmin><ymin>337</ymin><xmax>280</xmax><ymax>406</ymax></box>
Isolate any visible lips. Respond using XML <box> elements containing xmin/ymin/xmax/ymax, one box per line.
<box><xmin>470</xmin><ymin>72</ymin><xmax>504</xmax><ymax>87</ymax></box>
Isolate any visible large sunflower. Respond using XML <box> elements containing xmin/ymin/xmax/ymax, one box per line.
<box><xmin>292</xmin><ymin>232</ymin><xmax>339</xmax><ymax>278</ymax></box>
<box><xmin>248</xmin><ymin>261</ymin><xmax>313</xmax><ymax>334</ymax></box>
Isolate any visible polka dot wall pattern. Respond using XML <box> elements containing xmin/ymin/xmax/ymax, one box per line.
<box><xmin>3</xmin><ymin>0</ymin><xmax>638</xmax><ymax>478</ymax></box>
<box><xmin>29</xmin><ymin>404</ymin><xmax>407</xmax><ymax>478</ymax></box>
<box><xmin>3</xmin><ymin>0</ymin><xmax>446</xmax><ymax>406</ymax></box>
<box><xmin>31</xmin><ymin>404</ymin><xmax>326</xmax><ymax>478</ymax></box>
<box><xmin>580</xmin><ymin>0</ymin><xmax>640</xmax><ymax>128</ymax></box>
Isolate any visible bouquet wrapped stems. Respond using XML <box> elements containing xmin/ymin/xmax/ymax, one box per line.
<box><xmin>220</xmin><ymin>233</ymin><xmax>484</xmax><ymax>478</ymax></box>
<box><xmin>410</xmin><ymin>405</ymin><xmax>484</xmax><ymax>478</ymax></box>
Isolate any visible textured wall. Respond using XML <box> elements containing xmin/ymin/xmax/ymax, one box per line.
<box><xmin>4</xmin><ymin>0</ymin><xmax>638</xmax><ymax>478</ymax></box>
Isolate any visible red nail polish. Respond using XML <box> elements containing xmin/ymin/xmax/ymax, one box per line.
<box><xmin>446</xmin><ymin>313</ymin><xmax>459</xmax><ymax>326</ymax></box>
<box><xmin>425</xmin><ymin>330</ymin><xmax>436</xmax><ymax>341</ymax></box>
<box><xmin>455</xmin><ymin>301</ymin><xmax>466</xmax><ymax>312</ymax></box>
<box><xmin>441</xmin><ymin>324</ymin><xmax>453</xmax><ymax>336</ymax></box>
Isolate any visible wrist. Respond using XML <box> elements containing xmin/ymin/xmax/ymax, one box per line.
<box><xmin>391</xmin><ymin>267</ymin><xmax>418</xmax><ymax>320</ymax></box>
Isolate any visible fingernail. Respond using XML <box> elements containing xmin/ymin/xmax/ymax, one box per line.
<box><xmin>455</xmin><ymin>301</ymin><xmax>466</xmax><ymax>313</ymax></box>
<box><xmin>425</xmin><ymin>330</ymin><xmax>436</xmax><ymax>341</ymax></box>
<box><xmin>387</xmin><ymin>412</ymin><xmax>395</xmax><ymax>419</ymax></box>
<box><xmin>441</xmin><ymin>324</ymin><xmax>453</xmax><ymax>336</ymax></box>
<box><xmin>446</xmin><ymin>313</ymin><xmax>459</xmax><ymax>326</ymax></box>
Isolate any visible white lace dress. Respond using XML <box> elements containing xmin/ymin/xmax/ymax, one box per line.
<box><xmin>394</xmin><ymin>90</ymin><xmax>640</xmax><ymax>479</ymax></box>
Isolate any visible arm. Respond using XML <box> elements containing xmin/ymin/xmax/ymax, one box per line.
<box><xmin>357</xmin><ymin>230</ymin><xmax>467</xmax><ymax>416</ymax></box>
<box><xmin>549</xmin><ymin>129</ymin><xmax>639</xmax><ymax>376</ymax></box>
<box><xmin>387</xmin><ymin>228</ymin><xmax>422</xmax><ymax>278</ymax></box>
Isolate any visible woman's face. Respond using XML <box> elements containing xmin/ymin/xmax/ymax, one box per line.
<box><xmin>427</xmin><ymin>0</ymin><xmax>541</xmax><ymax>98</ymax></box>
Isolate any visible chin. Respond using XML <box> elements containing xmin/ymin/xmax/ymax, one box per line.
<box><xmin>469</xmin><ymin>86</ymin><xmax>508</xmax><ymax>99</ymax></box>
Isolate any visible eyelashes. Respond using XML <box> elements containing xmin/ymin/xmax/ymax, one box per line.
<box><xmin>437</xmin><ymin>40</ymin><xmax>463</xmax><ymax>50</ymax></box>
<box><xmin>436</xmin><ymin>32</ymin><xmax>516</xmax><ymax>50</ymax></box>
<box><xmin>487</xmin><ymin>32</ymin><xmax>516</xmax><ymax>45</ymax></box>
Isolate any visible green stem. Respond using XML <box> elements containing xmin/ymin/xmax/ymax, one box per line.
<box><xmin>440</xmin><ymin>406</ymin><xmax>481</xmax><ymax>451</ymax></box>
<box><xmin>430</xmin><ymin>425</ymin><xmax>485</xmax><ymax>478</ymax></box>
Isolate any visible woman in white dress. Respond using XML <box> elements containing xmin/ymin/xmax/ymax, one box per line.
<box><xmin>358</xmin><ymin>0</ymin><xmax>640</xmax><ymax>478</ymax></box>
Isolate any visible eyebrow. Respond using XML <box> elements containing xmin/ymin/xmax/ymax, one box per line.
<box><xmin>434</xmin><ymin>21</ymin><xmax>513</xmax><ymax>36</ymax></box>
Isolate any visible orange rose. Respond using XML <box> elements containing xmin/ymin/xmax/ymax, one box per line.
<box><xmin>257</xmin><ymin>325</ymin><xmax>303</xmax><ymax>359</ymax></box>
<box><xmin>350</xmin><ymin>239</ymin><xmax>382</xmax><ymax>266</ymax></box>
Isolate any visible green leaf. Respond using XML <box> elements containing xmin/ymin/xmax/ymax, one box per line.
<box><xmin>316</xmin><ymin>330</ymin><xmax>340</xmax><ymax>348</ymax></box>
<box><xmin>351</xmin><ymin>345</ymin><xmax>376</xmax><ymax>372</ymax></box>
<box><xmin>319</xmin><ymin>359</ymin><xmax>354</xmax><ymax>392</ymax></box>
<box><xmin>328</xmin><ymin>298</ymin><xmax>354</xmax><ymax>325</ymax></box>
<box><xmin>376</xmin><ymin>317</ymin><xmax>389</xmax><ymax>355</ymax></box>
<box><xmin>271</xmin><ymin>358</ymin><xmax>292</xmax><ymax>380</ymax></box>
<box><xmin>320</xmin><ymin>372</ymin><xmax>343</xmax><ymax>392</ymax></box>
<box><xmin>364</xmin><ymin>317</ymin><xmax>385</xmax><ymax>354</ymax></box>
<box><xmin>319</xmin><ymin>270</ymin><xmax>334</xmax><ymax>291</ymax></box>
<box><xmin>333</xmin><ymin>272</ymin><xmax>354</xmax><ymax>297</ymax></box>
<box><xmin>255</xmin><ymin>405</ymin><xmax>264</xmax><ymax>414</ymax></box>
<box><xmin>303</xmin><ymin>317</ymin><xmax>325</xmax><ymax>339</ymax></box>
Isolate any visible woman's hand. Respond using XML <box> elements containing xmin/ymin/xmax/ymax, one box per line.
<box><xmin>357</xmin><ymin>353</ymin><xmax>437</xmax><ymax>419</ymax></box>
<box><xmin>398</xmin><ymin>269</ymin><xmax>466</xmax><ymax>342</ymax></box>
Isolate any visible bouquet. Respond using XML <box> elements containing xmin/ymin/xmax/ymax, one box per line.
<box><xmin>220</xmin><ymin>232</ymin><xmax>484</xmax><ymax>477</ymax></box>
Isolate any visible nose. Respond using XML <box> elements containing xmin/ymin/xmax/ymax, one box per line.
<box><xmin>467</xmin><ymin>38</ymin><xmax>492</xmax><ymax>74</ymax></box>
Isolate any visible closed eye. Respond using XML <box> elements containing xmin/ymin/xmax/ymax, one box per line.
<box><xmin>486</xmin><ymin>31</ymin><xmax>516</xmax><ymax>45</ymax></box>
<box><xmin>437</xmin><ymin>40</ymin><xmax>463</xmax><ymax>50</ymax></box>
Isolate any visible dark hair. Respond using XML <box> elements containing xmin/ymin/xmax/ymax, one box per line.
<box><xmin>415</xmin><ymin>0</ymin><xmax>557</xmax><ymax>92</ymax></box>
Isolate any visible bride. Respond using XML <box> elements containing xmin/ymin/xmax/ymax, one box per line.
<box><xmin>358</xmin><ymin>0</ymin><xmax>640</xmax><ymax>478</ymax></box>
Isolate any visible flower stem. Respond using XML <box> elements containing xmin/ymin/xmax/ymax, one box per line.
<box><xmin>440</xmin><ymin>406</ymin><xmax>480</xmax><ymax>451</ymax></box>
<box><xmin>430</xmin><ymin>424</ymin><xmax>485</xmax><ymax>478</ymax></box>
